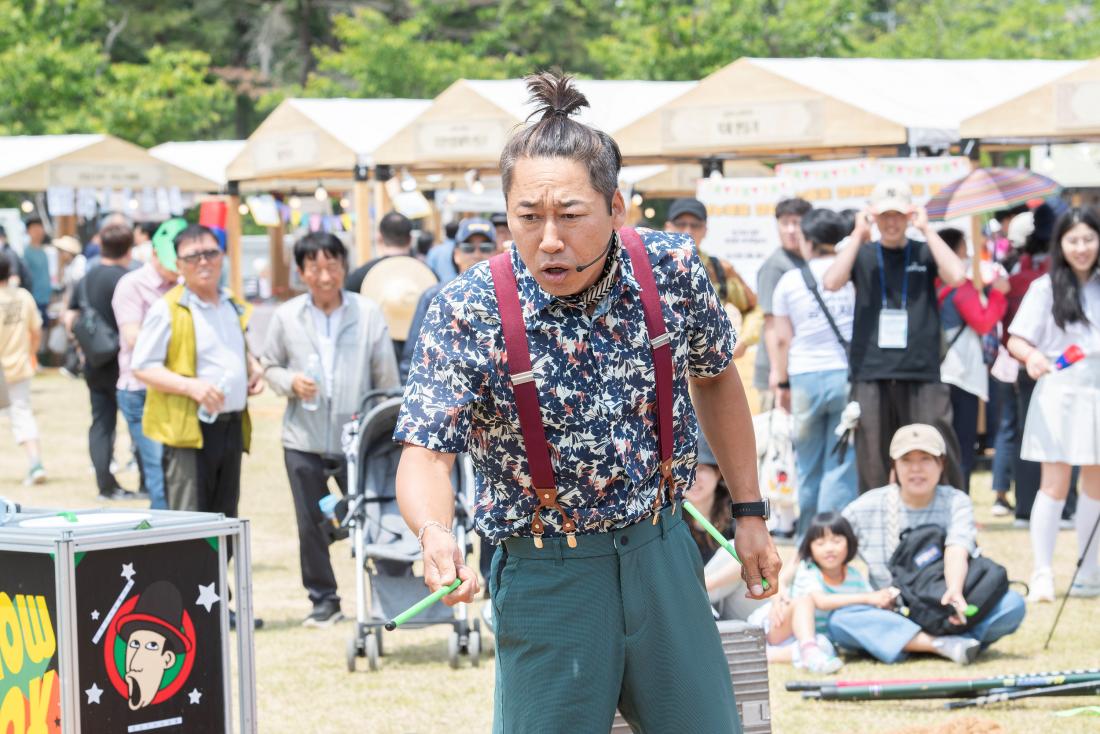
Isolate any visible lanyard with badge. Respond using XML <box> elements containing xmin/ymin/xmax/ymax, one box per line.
<box><xmin>876</xmin><ymin>243</ymin><xmax>909</xmax><ymax>349</ymax></box>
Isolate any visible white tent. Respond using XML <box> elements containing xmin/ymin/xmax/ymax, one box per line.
<box><xmin>614</xmin><ymin>58</ymin><xmax>1084</xmax><ymax>158</ymax></box>
<box><xmin>0</xmin><ymin>134</ymin><xmax>220</xmax><ymax>192</ymax></box>
<box><xmin>371</xmin><ymin>78</ymin><xmax>696</xmax><ymax>169</ymax></box>
<box><xmin>150</xmin><ymin>140</ymin><xmax>246</xmax><ymax>190</ymax></box>
<box><xmin>225</xmin><ymin>98</ymin><xmax>432</xmax><ymax>183</ymax></box>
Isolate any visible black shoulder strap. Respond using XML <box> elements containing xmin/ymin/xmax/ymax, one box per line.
<box><xmin>798</xmin><ymin>263</ymin><xmax>849</xmax><ymax>353</ymax></box>
<box><xmin>708</xmin><ymin>254</ymin><xmax>728</xmax><ymax>302</ymax></box>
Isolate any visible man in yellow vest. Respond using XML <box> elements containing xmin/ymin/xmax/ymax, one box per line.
<box><xmin>133</xmin><ymin>225</ymin><xmax>264</xmax><ymax>517</ymax></box>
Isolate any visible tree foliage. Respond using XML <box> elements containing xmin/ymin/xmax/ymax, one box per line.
<box><xmin>0</xmin><ymin>0</ymin><xmax>1098</xmax><ymax>145</ymax></box>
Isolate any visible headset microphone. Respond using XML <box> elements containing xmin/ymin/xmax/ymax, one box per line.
<box><xmin>575</xmin><ymin>232</ymin><xmax>616</xmax><ymax>272</ymax></box>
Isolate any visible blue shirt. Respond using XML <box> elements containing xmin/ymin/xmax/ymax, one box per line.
<box><xmin>425</xmin><ymin>241</ymin><xmax>458</xmax><ymax>283</ymax></box>
<box><xmin>395</xmin><ymin>228</ymin><xmax>736</xmax><ymax>542</ymax></box>
<box><xmin>23</xmin><ymin>246</ymin><xmax>50</xmax><ymax>307</ymax></box>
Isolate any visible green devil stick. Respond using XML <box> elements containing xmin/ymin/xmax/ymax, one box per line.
<box><xmin>385</xmin><ymin>578</ymin><xmax>462</xmax><ymax>630</ymax></box>
<box><xmin>682</xmin><ymin>500</ymin><xmax>769</xmax><ymax>590</ymax></box>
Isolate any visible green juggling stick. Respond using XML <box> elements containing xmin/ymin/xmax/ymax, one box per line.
<box><xmin>385</xmin><ymin>578</ymin><xmax>463</xmax><ymax>630</ymax></box>
<box><xmin>682</xmin><ymin>500</ymin><xmax>769</xmax><ymax>590</ymax></box>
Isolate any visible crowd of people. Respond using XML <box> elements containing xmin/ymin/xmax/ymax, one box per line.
<box><xmin>671</xmin><ymin>183</ymin><xmax>1099</xmax><ymax>675</ymax></box>
<box><xmin>0</xmin><ymin>86</ymin><xmax>1097</xmax><ymax>704</ymax></box>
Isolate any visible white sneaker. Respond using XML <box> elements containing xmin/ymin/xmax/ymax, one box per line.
<box><xmin>1069</xmin><ymin>570</ymin><xmax>1100</xmax><ymax>598</ymax></box>
<box><xmin>1028</xmin><ymin>568</ymin><xmax>1056</xmax><ymax>603</ymax></box>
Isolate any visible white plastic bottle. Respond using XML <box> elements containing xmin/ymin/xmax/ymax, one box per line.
<box><xmin>302</xmin><ymin>354</ymin><xmax>323</xmax><ymax>412</ymax></box>
<box><xmin>198</xmin><ymin>375</ymin><xmax>230</xmax><ymax>424</ymax></box>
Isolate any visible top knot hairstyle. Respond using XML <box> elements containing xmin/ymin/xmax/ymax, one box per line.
<box><xmin>499</xmin><ymin>70</ymin><xmax>623</xmax><ymax>213</ymax></box>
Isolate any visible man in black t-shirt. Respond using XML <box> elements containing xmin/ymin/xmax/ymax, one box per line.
<box><xmin>823</xmin><ymin>179</ymin><xmax>967</xmax><ymax>493</ymax></box>
<box><xmin>66</xmin><ymin>224</ymin><xmax>138</xmax><ymax>500</ymax></box>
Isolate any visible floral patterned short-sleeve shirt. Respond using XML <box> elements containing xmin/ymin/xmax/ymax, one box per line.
<box><xmin>394</xmin><ymin>228</ymin><xmax>736</xmax><ymax>543</ymax></box>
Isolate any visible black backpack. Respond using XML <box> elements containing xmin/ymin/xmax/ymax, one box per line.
<box><xmin>72</xmin><ymin>276</ymin><xmax>120</xmax><ymax>369</ymax></box>
<box><xmin>887</xmin><ymin>523</ymin><xmax>1009</xmax><ymax>637</ymax></box>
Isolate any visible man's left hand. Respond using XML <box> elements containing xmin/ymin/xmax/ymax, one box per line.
<box><xmin>941</xmin><ymin>589</ymin><xmax>968</xmax><ymax>626</ymax></box>
<box><xmin>734</xmin><ymin>517</ymin><xmax>781</xmax><ymax>599</ymax></box>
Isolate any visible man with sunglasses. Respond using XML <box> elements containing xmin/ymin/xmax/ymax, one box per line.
<box><xmin>400</xmin><ymin>218</ymin><xmax>501</xmax><ymax>383</ymax></box>
<box><xmin>133</xmin><ymin>225</ymin><xmax>265</xmax><ymax>519</ymax></box>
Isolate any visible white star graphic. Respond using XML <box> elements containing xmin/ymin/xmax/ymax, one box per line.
<box><xmin>188</xmin><ymin>688</ymin><xmax>202</xmax><ymax>705</ymax></box>
<box><xmin>90</xmin><ymin>609</ymin><xmax>100</xmax><ymax>621</ymax></box>
<box><xmin>121</xmin><ymin>563</ymin><xmax>135</xmax><ymax>581</ymax></box>
<box><xmin>195</xmin><ymin>583</ymin><xmax>220</xmax><ymax>613</ymax></box>
<box><xmin>85</xmin><ymin>683</ymin><xmax>103</xmax><ymax>704</ymax></box>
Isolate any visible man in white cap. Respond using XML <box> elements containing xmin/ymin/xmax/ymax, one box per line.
<box><xmin>823</xmin><ymin>180</ymin><xmax>967</xmax><ymax>494</ymax></box>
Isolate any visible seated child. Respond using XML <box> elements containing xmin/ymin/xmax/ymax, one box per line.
<box><xmin>747</xmin><ymin>512</ymin><xmax>896</xmax><ymax>674</ymax></box>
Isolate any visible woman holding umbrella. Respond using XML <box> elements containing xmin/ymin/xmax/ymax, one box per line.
<box><xmin>1007</xmin><ymin>207</ymin><xmax>1100</xmax><ymax>602</ymax></box>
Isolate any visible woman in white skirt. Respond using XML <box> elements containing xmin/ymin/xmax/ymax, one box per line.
<box><xmin>1007</xmin><ymin>207</ymin><xmax>1100</xmax><ymax>602</ymax></box>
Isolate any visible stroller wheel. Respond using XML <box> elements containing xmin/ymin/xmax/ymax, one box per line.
<box><xmin>447</xmin><ymin>630</ymin><xmax>461</xmax><ymax>670</ymax></box>
<box><xmin>365</xmin><ymin>632</ymin><xmax>380</xmax><ymax>672</ymax></box>
<box><xmin>346</xmin><ymin>635</ymin><xmax>359</xmax><ymax>673</ymax></box>
<box><xmin>468</xmin><ymin>630</ymin><xmax>481</xmax><ymax>667</ymax></box>
<box><xmin>376</xmin><ymin>629</ymin><xmax>384</xmax><ymax>657</ymax></box>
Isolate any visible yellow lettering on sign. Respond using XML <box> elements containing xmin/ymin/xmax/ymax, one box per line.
<box><xmin>0</xmin><ymin>592</ymin><xmax>23</xmax><ymax>678</ymax></box>
<box><xmin>0</xmin><ymin>686</ymin><xmax>26</xmax><ymax>733</ymax></box>
<box><xmin>26</xmin><ymin>670</ymin><xmax>57</xmax><ymax>734</ymax></box>
<box><xmin>16</xmin><ymin>596</ymin><xmax>54</xmax><ymax>666</ymax></box>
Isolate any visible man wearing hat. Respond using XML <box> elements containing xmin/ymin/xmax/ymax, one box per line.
<box><xmin>665</xmin><ymin>197</ymin><xmax>757</xmax><ymax>320</ymax></box>
<box><xmin>831</xmin><ymin>424</ymin><xmax>1026</xmax><ymax>664</ymax></box>
<box><xmin>823</xmin><ymin>180</ymin><xmax>967</xmax><ymax>494</ymax></box>
<box><xmin>111</xmin><ymin>219</ymin><xmax>182</xmax><ymax>510</ymax></box>
<box><xmin>401</xmin><ymin>217</ymin><xmax>502</xmax><ymax>382</ymax></box>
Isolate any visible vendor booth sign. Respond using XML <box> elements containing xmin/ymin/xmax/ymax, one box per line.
<box><xmin>695</xmin><ymin>177</ymin><xmax>793</xmax><ymax>288</ymax></box>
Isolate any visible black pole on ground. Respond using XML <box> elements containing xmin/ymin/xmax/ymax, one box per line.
<box><xmin>1044</xmin><ymin>509</ymin><xmax>1100</xmax><ymax>649</ymax></box>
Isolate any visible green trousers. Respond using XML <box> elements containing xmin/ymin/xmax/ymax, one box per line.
<box><xmin>490</xmin><ymin>511</ymin><xmax>741</xmax><ymax>734</ymax></box>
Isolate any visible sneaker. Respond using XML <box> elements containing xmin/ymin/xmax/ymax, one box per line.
<box><xmin>799</xmin><ymin>645</ymin><xmax>844</xmax><ymax>674</ymax></box>
<box><xmin>59</xmin><ymin>366</ymin><xmax>78</xmax><ymax>379</ymax></box>
<box><xmin>991</xmin><ymin>497</ymin><xmax>1014</xmax><ymax>517</ymax></box>
<box><xmin>302</xmin><ymin>600</ymin><xmax>343</xmax><ymax>628</ymax></box>
<box><xmin>98</xmin><ymin>487</ymin><xmax>137</xmax><ymax>501</ymax></box>
<box><xmin>1060</xmin><ymin>517</ymin><xmax>1075</xmax><ymax>530</ymax></box>
<box><xmin>1069</xmin><ymin>571</ymin><xmax>1100</xmax><ymax>598</ymax></box>
<box><xmin>23</xmin><ymin>463</ymin><xmax>46</xmax><ymax>486</ymax></box>
<box><xmin>1028</xmin><ymin>568</ymin><xmax>1056</xmax><ymax>603</ymax></box>
<box><xmin>1012</xmin><ymin>518</ymin><xmax>1029</xmax><ymax>529</ymax></box>
<box><xmin>932</xmin><ymin>635</ymin><xmax>980</xmax><ymax>665</ymax></box>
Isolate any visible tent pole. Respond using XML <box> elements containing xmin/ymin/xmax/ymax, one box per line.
<box><xmin>226</xmin><ymin>182</ymin><xmax>244</xmax><ymax>300</ymax></box>
<box><xmin>267</xmin><ymin>221</ymin><xmax>289</xmax><ymax>298</ymax></box>
<box><xmin>353</xmin><ymin>164</ymin><xmax>372</xmax><ymax>268</ymax></box>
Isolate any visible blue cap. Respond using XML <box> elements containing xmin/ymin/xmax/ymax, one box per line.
<box><xmin>456</xmin><ymin>218</ymin><xmax>496</xmax><ymax>245</ymax></box>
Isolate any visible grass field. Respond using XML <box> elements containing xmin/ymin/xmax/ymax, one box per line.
<box><xmin>2</xmin><ymin>372</ymin><xmax>1098</xmax><ymax>733</ymax></box>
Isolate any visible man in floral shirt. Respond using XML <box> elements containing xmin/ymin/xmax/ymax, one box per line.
<box><xmin>395</xmin><ymin>71</ymin><xmax>779</xmax><ymax>734</ymax></box>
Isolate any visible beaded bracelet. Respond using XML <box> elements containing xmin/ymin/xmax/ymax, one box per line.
<box><xmin>416</xmin><ymin>520</ymin><xmax>453</xmax><ymax>550</ymax></box>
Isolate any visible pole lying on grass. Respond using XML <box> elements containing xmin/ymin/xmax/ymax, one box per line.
<box><xmin>804</xmin><ymin>670</ymin><xmax>1100</xmax><ymax>701</ymax></box>
<box><xmin>789</xmin><ymin>667</ymin><xmax>1100</xmax><ymax>694</ymax></box>
<box><xmin>682</xmin><ymin>500</ymin><xmax>769</xmax><ymax>590</ymax></box>
<box><xmin>945</xmin><ymin>680</ymin><xmax>1100</xmax><ymax>710</ymax></box>
<box><xmin>384</xmin><ymin>578</ymin><xmax>462</xmax><ymax>631</ymax></box>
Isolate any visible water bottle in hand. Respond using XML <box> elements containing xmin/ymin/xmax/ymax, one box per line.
<box><xmin>198</xmin><ymin>376</ymin><xmax>230</xmax><ymax>424</ymax></box>
<box><xmin>302</xmin><ymin>354</ymin><xmax>323</xmax><ymax>412</ymax></box>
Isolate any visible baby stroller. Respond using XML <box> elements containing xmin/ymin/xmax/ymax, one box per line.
<box><xmin>339</xmin><ymin>389</ymin><xmax>482</xmax><ymax>672</ymax></box>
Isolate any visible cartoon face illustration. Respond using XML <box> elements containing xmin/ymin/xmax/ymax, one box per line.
<box><xmin>109</xmin><ymin>580</ymin><xmax>194</xmax><ymax>711</ymax></box>
<box><xmin>124</xmin><ymin>628</ymin><xmax>178</xmax><ymax>710</ymax></box>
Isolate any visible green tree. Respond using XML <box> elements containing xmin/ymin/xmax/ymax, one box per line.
<box><xmin>98</xmin><ymin>48</ymin><xmax>234</xmax><ymax>147</ymax></box>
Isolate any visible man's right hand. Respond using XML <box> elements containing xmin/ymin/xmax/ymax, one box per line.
<box><xmin>189</xmin><ymin>379</ymin><xmax>225</xmax><ymax>415</ymax></box>
<box><xmin>291</xmin><ymin>373</ymin><xmax>318</xmax><ymax>400</ymax></box>
<box><xmin>852</xmin><ymin>206</ymin><xmax>874</xmax><ymax>244</ymax></box>
<box><xmin>421</xmin><ymin>524</ymin><xmax>479</xmax><ymax>606</ymax></box>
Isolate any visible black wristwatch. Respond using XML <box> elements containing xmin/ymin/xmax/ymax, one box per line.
<box><xmin>731</xmin><ymin>499</ymin><xmax>771</xmax><ymax>521</ymax></box>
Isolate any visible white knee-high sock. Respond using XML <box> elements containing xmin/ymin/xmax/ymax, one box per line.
<box><xmin>1030</xmin><ymin>492</ymin><xmax>1066</xmax><ymax>572</ymax></box>
<box><xmin>1075</xmin><ymin>494</ymin><xmax>1100</xmax><ymax>578</ymax></box>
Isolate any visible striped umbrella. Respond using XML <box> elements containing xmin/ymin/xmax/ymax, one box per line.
<box><xmin>926</xmin><ymin>167</ymin><xmax>1061</xmax><ymax>221</ymax></box>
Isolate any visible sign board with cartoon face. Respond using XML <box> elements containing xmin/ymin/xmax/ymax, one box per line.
<box><xmin>75</xmin><ymin>538</ymin><xmax>227</xmax><ymax>733</ymax></box>
<box><xmin>0</xmin><ymin>509</ymin><xmax>254</xmax><ymax>734</ymax></box>
<box><xmin>0</xmin><ymin>551</ymin><xmax>60</xmax><ymax>734</ymax></box>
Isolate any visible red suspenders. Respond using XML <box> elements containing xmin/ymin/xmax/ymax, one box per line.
<box><xmin>488</xmin><ymin>227</ymin><xmax>676</xmax><ymax>548</ymax></box>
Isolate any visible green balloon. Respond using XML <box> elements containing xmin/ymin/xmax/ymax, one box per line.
<box><xmin>152</xmin><ymin>217</ymin><xmax>188</xmax><ymax>273</ymax></box>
